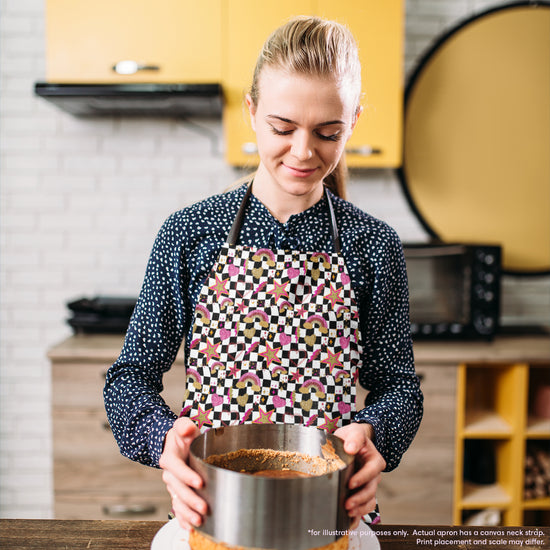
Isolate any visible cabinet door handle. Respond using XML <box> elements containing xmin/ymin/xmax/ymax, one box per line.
<box><xmin>112</xmin><ymin>60</ymin><xmax>161</xmax><ymax>75</ymax></box>
<box><xmin>345</xmin><ymin>145</ymin><xmax>382</xmax><ymax>156</ymax></box>
<box><xmin>102</xmin><ymin>503</ymin><xmax>157</xmax><ymax>516</ymax></box>
<box><xmin>241</xmin><ymin>142</ymin><xmax>258</xmax><ymax>155</ymax></box>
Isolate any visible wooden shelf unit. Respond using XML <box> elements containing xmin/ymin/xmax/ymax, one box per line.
<box><xmin>454</xmin><ymin>361</ymin><xmax>550</xmax><ymax>526</ymax></box>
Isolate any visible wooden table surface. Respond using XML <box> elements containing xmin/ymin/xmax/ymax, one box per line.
<box><xmin>1</xmin><ymin>520</ymin><xmax>549</xmax><ymax>550</ymax></box>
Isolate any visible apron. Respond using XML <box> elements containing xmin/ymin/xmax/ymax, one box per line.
<box><xmin>180</xmin><ymin>184</ymin><xmax>362</xmax><ymax>432</ymax></box>
<box><xmin>179</xmin><ymin>184</ymin><xmax>380</xmax><ymax>523</ymax></box>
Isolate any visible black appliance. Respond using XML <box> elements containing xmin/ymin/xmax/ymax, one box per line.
<box><xmin>67</xmin><ymin>296</ymin><xmax>137</xmax><ymax>334</ymax></box>
<box><xmin>34</xmin><ymin>83</ymin><xmax>223</xmax><ymax>117</ymax></box>
<box><xmin>403</xmin><ymin>243</ymin><xmax>502</xmax><ymax>339</ymax></box>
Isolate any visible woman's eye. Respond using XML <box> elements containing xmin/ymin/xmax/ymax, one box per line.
<box><xmin>269</xmin><ymin>125</ymin><xmax>293</xmax><ymax>136</ymax></box>
<box><xmin>268</xmin><ymin>124</ymin><xmax>341</xmax><ymax>141</ymax></box>
<box><xmin>317</xmin><ymin>131</ymin><xmax>341</xmax><ymax>142</ymax></box>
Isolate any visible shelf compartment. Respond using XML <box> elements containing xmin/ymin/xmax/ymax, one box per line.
<box><xmin>463</xmin><ymin>411</ymin><xmax>513</xmax><ymax>437</ymax></box>
<box><xmin>461</xmin><ymin>508</ymin><xmax>504</xmax><ymax>526</ymax></box>
<box><xmin>461</xmin><ymin>482</ymin><xmax>512</xmax><ymax>508</ymax></box>
<box><xmin>459</xmin><ymin>438</ymin><xmax>516</xmax><ymax>515</ymax></box>
<box><xmin>523</xmin><ymin>509</ymin><xmax>550</xmax><ymax>526</ymax></box>
<box><xmin>523</xmin><ymin>440</ymin><xmax>550</xmax><ymax>503</ymax></box>
<box><xmin>527</xmin><ymin>363</ymin><xmax>550</xmax><ymax>437</ymax></box>
<box><xmin>526</xmin><ymin>417</ymin><xmax>550</xmax><ymax>437</ymax></box>
<box><xmin>463</xmin><ymin>364</ymin><xmax>525</xmax><ymax>435</ymax></box>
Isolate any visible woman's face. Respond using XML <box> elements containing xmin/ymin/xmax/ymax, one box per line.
<box><xmin>246</xmin><ymin>67</ymin><xmax>359</xmax><ymax>203</ymax></box>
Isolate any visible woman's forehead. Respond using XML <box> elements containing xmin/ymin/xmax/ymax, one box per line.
<box><xmin>256</xmin><ymin>67</ymin><xmax>355</xmax><ymax>118</ymax></box>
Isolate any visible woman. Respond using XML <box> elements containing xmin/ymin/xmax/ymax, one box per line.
<box><xmin>104</xmin><ymin>15</ymin><xmax>423</xmax><ymax>532</ymax></box>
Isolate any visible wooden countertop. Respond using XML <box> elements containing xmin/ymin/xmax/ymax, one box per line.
<box><xmin>0</xmin><ymin>520</ymin><xmax>548</xmax><ymax>549</ymax></box>
<box><xmin>47</xmin><ymin>334</ymin><xmax>187</xmax><ymax>364</ymax></box>
<box><xmin>48</xmin><ymin>333</ymin><xmax>550</xmax><ymax>365</ymax></box>
<box><xmin>411</xmin><ymin>334</ymin><xmax>550</xmax><ymax>365</ymax></box>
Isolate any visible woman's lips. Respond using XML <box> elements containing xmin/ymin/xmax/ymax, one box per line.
<box><xmin>282</xmin><ymin>163</ymin><xmax>317</xmax><ymax>178</ymax></box>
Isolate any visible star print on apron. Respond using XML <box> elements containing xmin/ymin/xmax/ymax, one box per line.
<box><xmin>180</xmin><ymin>184</ymin><xmax>363</xmax><ymax>435</ymax></box>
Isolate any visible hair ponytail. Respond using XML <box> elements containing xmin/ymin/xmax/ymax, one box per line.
<box><xmin>324</xmin><ymin>158</ymin><xmax>348</xmax><ymax>200</ymax></box>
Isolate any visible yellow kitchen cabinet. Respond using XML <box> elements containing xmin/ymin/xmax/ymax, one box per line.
<box><xmin>45</xmin><ymin>0</ymin><xmax>222</xmax><ymax>83</ymax></box>
<box><xmin>222</xmin><ymin>0</ymin><xmax>404</xmax><ymax>168</ymax></box>
<box><xmin>221</xmin><ymin>0</ymin><xmax>315</xmax><ymax>169</ymax></box>
<box><xmin>317</xmin><ymin>1</ymin><xmax>404</xmax><ymax>168</ymax></box>
<box><xmin>453</xmin><ymin>362</ymin><xmax>550</xmax><ymax>526</ymax></box>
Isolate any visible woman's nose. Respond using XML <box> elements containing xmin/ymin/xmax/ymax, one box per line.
<box><xmin>290</xmin><ymin>131</ymin><xmax>313</xmax><ymax>161</ymax></box>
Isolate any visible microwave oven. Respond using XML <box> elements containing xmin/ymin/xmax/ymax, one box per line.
<box><xmin>403</xmin><ymin>243</ymin><xmax>502</xmax><ymax>339</ymax></box>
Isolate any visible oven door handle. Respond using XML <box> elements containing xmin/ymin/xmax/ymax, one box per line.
<box><xmin>403</xmin><ymin>245</ymin><xmax>466</xmax><ymax>258</ymax></box>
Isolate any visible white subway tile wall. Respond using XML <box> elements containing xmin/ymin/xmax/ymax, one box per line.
<box><xmin>1</xmin><ymin>0</ymin><xmax>547</xmax><ymax>518</ymax></box>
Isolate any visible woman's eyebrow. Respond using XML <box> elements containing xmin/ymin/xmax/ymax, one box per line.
<box><xmin>266</xmin><ymin>115</ymin><xmax>296</xmax><ymax>124</ymax></box>
<box><xmin>266</xmin><ymin>114</ymin><xmax>345</xmax><ymax>127</ymax></box>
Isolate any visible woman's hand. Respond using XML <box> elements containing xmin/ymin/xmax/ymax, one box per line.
<box><xmin>334</xmin><ymin>422</ymin><xmax>386</xmax><ymax>528</ymax></box>
<box><xmin>159</xmin><ymin>417</ymin><xmax>207</xmax><ymax>531</ymax></box>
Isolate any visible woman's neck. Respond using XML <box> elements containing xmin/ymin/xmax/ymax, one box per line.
<box><xmin>251</xmin><ymin>166</ymin><xmax>324</xmax><ymax>224</ymax></box>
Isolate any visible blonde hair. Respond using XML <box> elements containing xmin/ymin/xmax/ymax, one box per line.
<box><xmin>249</xmin><ymin>16</ymin><xmax>362</xmax><ymax>199</ymax></box>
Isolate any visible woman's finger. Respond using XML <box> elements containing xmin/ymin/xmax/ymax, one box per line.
<box><xmin>159</xmin><ymin>418</ymin><xmax>208</xmax><ymax>530</ymax></box>
<box><xmin>163</xmin><ymin>468</ymin><xmax>208</xmax><ymax>528</ymax></box>
<box><xmin>160</xmin><ymin>452</ymin><xmax>204</xmax><ymax>490</ymax></box>
<box><xmin>162</xmin><ymin>469</ymin><xmax>206</xmax><ymax>509</ymax></box>
<box><xmin>349</xmin><ymin>496</ymin><xmax>377</xmax><ymax>522</ymax></box>
<box><xmin>171</xmin><ymin>490</ymin><xmax>205</xmax><ymax>530</ymax></box>
<box><xmin>345</xmin><ymin>475</ymin><xmax>379</xmax><ymax>514</ymax></box>
<box><xmin>348</xmin><ymin>451</ymin><xmax>385</xmax><ymax>490</ymax></box>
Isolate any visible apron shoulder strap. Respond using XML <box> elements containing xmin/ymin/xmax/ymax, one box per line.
<box><xmin>227</xmin><ymin>183</ymin><xmax>253</xmax><ymax>246</ymax></box>
<box><xmin>227</xmin><ymin>183</ymin><xmax>341</xmax><ymax>252</ymax></box>
<box><xmin>325</xmin><ymin>186</ymin><xmax>341</xmax><ymax>254</ymax></box>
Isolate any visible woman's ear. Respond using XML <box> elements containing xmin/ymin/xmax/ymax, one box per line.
<box><xmin>345</xmin><ymin>105</ymin><xmax>362</xmax><ymax>143</ymax></box>
<box><xmin>351</xmin><ymin>105</ymin><xmax>363</xmax><ymax>131</ymax></box>
<box><xmin>245</xmin><ymin>93</ymin><xmax>257</xmax><ymax>132</ymax></box>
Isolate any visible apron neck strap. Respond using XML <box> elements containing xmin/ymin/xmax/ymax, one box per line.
<box><xmin>325</xmin><ymin>186</ymin><xmax>341</xmax><ymax>254</ymax></box>
<box><xmin>227</xmin><ymin>183</ymin><xmax>253</xmax><ymax>246</ymax></box>
<box><xmin>227</xmin><ymin>183</ymin><xmax>341</xmax><ymax>253</ymax></box>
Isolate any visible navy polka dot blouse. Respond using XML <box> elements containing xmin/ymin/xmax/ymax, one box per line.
<box><xmin>103</xmin><ymin>183</ymin><xmax>423</xmax><ymax>471</ymax></box>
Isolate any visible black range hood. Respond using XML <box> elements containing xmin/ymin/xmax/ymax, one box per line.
<box><xmin>34</xmin><ymin>82</ymin><xmax>223</xmax><ymax>117</ymax></box>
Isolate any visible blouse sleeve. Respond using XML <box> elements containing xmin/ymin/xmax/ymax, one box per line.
<box><xmin>103</xmin><ymin>214</ymin><xmax>187</xmax><ymax>468</ymax></box>
<box><xmin>353</xmin><ymin>229</ymin><xmax>424</xmax><ymax>472</ymax></box>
